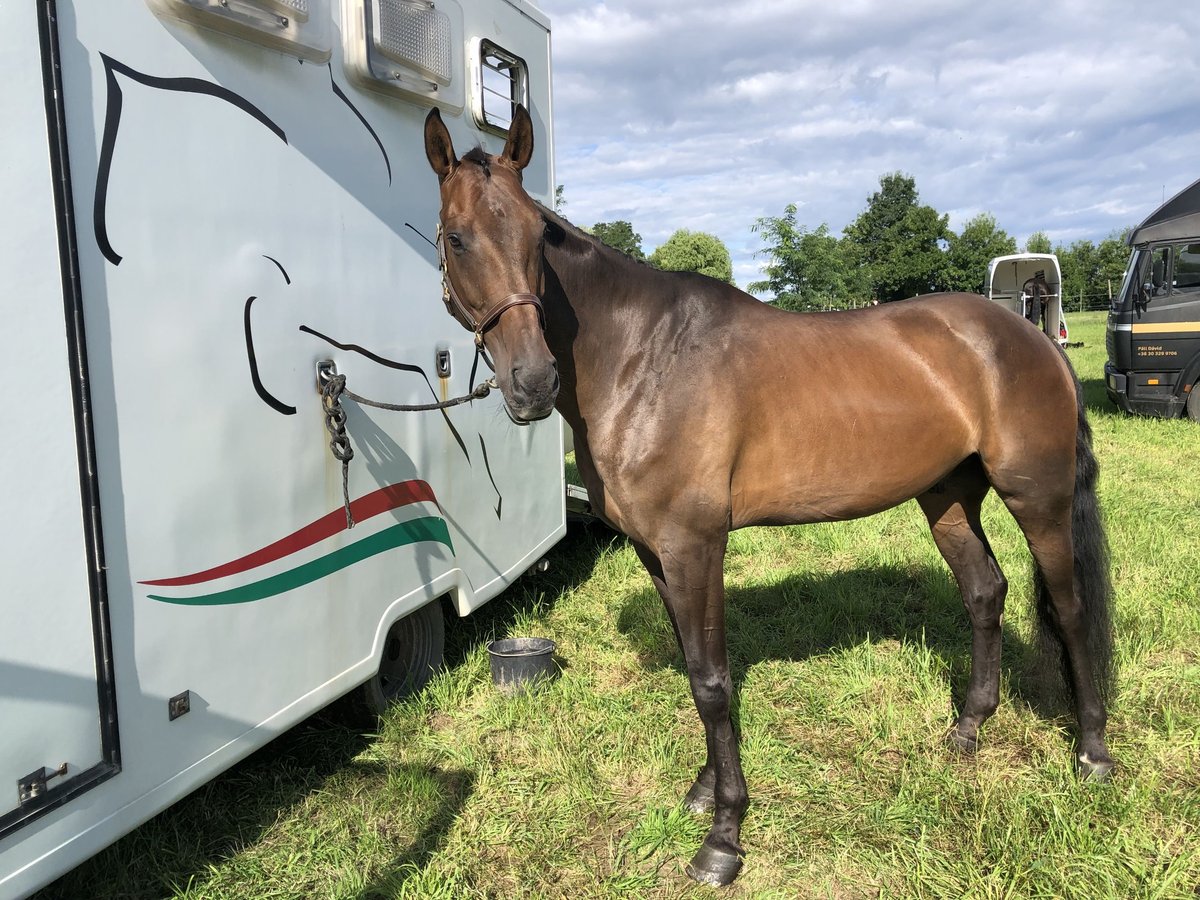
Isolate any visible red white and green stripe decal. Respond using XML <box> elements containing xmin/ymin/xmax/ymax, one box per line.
<box><xmin>141</xmin><ymin>481</ymin><xmax>453</xmax><ymax>606</ymax></box>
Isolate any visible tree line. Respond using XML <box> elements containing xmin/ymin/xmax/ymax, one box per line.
<box><xmin>568</xmin><ymin>173</ymin><xmax>1133</xmax><ymax>311</ymax></box>
<box><xmin>589</xmin><ymin>221</ymin><xmax>736</xmax><ymax>285</ymax></box>
<box><xmin>555</xmin><ymin>188</ymin><xmax>736</xmax><ymax>285</ymax></box>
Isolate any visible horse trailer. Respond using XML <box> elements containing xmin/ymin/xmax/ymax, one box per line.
<box><xmin>1</xmin><ymin>2</ymin><xmax>562</xmax><ymax>895</ymax></box>
<box><xmin>1105</xmin><ymin>177</ymin><xmax>1200</xmax><ymax>420</ymax></box>
<box><xmin>985</xmin><ymin>253</ymin><xmax>1068</xmax><ymax>346</ymax></box>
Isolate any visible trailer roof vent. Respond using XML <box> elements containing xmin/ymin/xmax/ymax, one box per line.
<box><xmin>262</xmin><ymin>0</ymin><xmax>309</xmax><ymax>19</ymax></box>
<box><xmin>343</xmin><ymin>0</ymin><xmax>465</xmax><ymax>108</ymax></box>
<box><xmin>148</xmin><ymin>0</ymin><xmax>331</xmax><ymax>62</ymax></box>
<box><xmin>474</xmin><ymin>40</ymin><xmax>527</xmax><ymax>134</ymax></box>
<box><xmin>373</xmin><ymin>0</ymin><xmax>452</xmax><ymax>85</ymax></box>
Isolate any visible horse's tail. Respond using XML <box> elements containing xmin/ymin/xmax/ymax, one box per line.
<box><xmin>1034</xmin><ymin>357</ymin><xmax>1115</xmax><ymax>699</ymax></box>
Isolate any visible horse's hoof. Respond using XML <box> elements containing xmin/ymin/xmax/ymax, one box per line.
<box><xmin>685</xmin><ymin>840</ymin><xmax>743</xmax><ymax>886</ymax></box>
<box><xmin>1077</xmin><ymin>752</ymin><xmax>1115</xmax><ymax>782</ymax></box>
<box><xmin>946</xmin><ymin>728</ymin><xmax>978</xmax><ymax>755</ymax></box>
<box><xmin>683</xmin><ymin>780</ymin><xmax>715</xmax><ymax>814</ymax></box>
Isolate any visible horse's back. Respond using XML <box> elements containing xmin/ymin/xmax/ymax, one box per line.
<box><xmin>714</xmin><ymin>292</ymin><xmax>1078</xmax><ymax>527</ymax></box>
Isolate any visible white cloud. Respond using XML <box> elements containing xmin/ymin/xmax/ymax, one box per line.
<box><xmin>537</xmin><ymin>0</ymin><xmax>1200</xmax><ymax>290</ymax></box>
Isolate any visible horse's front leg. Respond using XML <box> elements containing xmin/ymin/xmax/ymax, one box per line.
<box><xmin>635</xmin><ymin>532</ymin><xmax>747</xmax><ymax>885</ymax></box>
<box><xmin>632</xmin><ymin>541</ymin><xmax>716</xmax><ymax>814</ymax></box>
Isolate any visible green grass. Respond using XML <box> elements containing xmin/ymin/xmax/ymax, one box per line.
<box><xmin>39</xmin><ymin>312</ymin><xmax>1200</xmax><ymax>899</ymax></box>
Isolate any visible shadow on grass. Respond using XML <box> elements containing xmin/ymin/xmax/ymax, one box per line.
<box><xmin>617</xmin><ymin>562</ymin><xmax>1077</xmax><ymax>734</ymax></box>
<box><xmin>34</xmin><ymin>713</ymin><xmax>375</xmax><ymax>899</ymax></box>
<box><xmin>356</xmin><ymin>767</ymin><xmax>475</xmax><ymax>899</ymax></box>
<box><xmin>33</xmin><ymin>522</ymin><xmax>615</xmax><ymax>900</ymax></box>
<box><xmin>1080</xmin><ymin>375</ymin><xmax>1116</xmax><ymax>417</ymax></box>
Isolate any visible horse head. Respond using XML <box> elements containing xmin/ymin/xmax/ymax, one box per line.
<box><xmin>424</xmin><ymin>105</ymin><xmax>558</xmax><ymax>424</ymax></box>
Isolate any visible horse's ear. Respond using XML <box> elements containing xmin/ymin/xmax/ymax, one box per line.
<box><xmin>501</xmin><ymin>104</ymin><xmax>534</xmax><ymax>171</ymax></box>
<box><xmin>424</xmin><ymin>107</ymin><xmax>457</xmax><ymax>182</ymax></box>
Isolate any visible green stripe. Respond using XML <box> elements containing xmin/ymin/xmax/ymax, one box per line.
<box><xmin>149</xmin><ymin>516</ymin><xmax>454</xmax><ymax>606</ymax></box>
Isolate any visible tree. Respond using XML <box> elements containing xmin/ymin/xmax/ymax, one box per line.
<box><xmin>1053</xmin><ymin>230</ymin><xmax>1131</xmax><ymax>309</ymax></box>
<box><xmin>878</xmin><ymin>205</ymin><xmax>952</xmax><ymax>299</ymax></box>
<box><xmin>1096</xmin><ymin>229</ymin><xmax>1132</xmax><ymax>302</ymax></box>
<box><xmin>1057</xmin><ymin>239</ymin><xmax>1099</xmax><ymax>308</ymax></box>
<box><xmin>844</xmin><ymin>172</ymin><xmax>918</xmax><ymax>250</ymax></box>
<box><xmin>1025</xmin><ymin>231</ymin><xmax>1052</xmax><ymax>254</ymax></box>
<box><xmin>649</xmin><ymin>229</ymin><xmax>734</xmax><ymax>284</ymax></box>
<box><xmin>944</xmin><ymin>213</ymin><xmax>1017</xmax><ymax>294</ymax></box>
<box><xmin>591</xmin><ymin>220</ymin><xmax>645</xmax><ymax>260</ymax></box>
<box><xmin>554</xmin><ymin>184</ymin><xmax>566</xmax><ymax>213</ymax></box>
<box><xmin>843</xmin><ymin>172</ymin><xmax>950</xmax><ymax>301</ymax></box>
<box><xmin>749</xmin><ymin>204</ymin><xmax>850</xmax><ymax>309</ymax></box>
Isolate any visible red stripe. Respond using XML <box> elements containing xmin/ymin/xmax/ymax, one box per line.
<box><xmin>140</xmin><ymin>480</ymin><xmax>437</xmax><ymax>587</ymax></box>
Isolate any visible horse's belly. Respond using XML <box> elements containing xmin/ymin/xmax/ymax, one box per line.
<box><xmin>731</xmin><ymin>413</ymin><xmax>972</xmax><ymax>528</ymax></box>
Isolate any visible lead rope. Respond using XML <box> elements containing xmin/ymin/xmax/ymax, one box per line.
<box><xmin>319</xmin><ymin>223</ymin><xmax>504</xmax><ymax>527</ymax></box>
<box><xmin>318</xmin><ymin>362</ymin><xmax>498</xmax><ymax>529</ymax></box>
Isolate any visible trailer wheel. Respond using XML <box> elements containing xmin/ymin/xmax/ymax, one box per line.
<box><xmin>359</xmin><ymin>600</ymin><xmax>445</xmax><ymax>716</ymax></box>
<box><xmin>1187</xmin><ymin>383</ymin><xmax>1200</xmax><ymax>423</ymax></box>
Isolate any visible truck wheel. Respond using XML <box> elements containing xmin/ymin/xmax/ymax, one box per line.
<box><xmin>1188</xmin><ymin>384</ymin><xmax>1200</xmax><ymax>423</ymax></box>
<box><xmin>359</xmin><ymin>599</ymin><xmax>445</xmax><ymax>716</ymax></box>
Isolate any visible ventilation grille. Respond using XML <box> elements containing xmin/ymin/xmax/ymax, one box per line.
<box><xmin>372</xmin><ymin>0</ymin><xmax>452</xmax><ymax>84</ymax></box>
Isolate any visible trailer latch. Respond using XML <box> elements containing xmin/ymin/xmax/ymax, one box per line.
<box><xmin>315</xmin><ymin>359</ymin><xmax>339</xmax><ymax>392</ymax></box>
<box><xmin>17</xmin><ymin>763</ymin><xmax>68</xmax><ymax>806</ymax></box>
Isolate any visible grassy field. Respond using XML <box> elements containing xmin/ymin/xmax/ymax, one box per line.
<box><xmin>39</xmin><ymin>311</ymin><xmax>1200</xmax><ymax>899</ymax></box>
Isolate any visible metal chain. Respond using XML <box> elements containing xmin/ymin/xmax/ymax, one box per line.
<box><xmin>317</xmin><ymin>362</ymin><xmax>498</xmax><ymax>530</ymax></box>
<box><xmin>320</xmin><ymin>374</ymin><xmax>356</xmax><ymax>529</ymax></box>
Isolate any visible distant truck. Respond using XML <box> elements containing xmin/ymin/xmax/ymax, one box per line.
<box><xmin>986</xmin><ymin>253</ymin><xmax>1069</xmax><ymax>346</ymax></box>
<box><xmin>1105</xmin><ymin>177</ymin><xmax>1200</xmax><ymax>421</ymax></box>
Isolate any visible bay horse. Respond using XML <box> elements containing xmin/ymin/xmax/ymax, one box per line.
<box><xmin>424</xmin><ymin>106</ymin><xmax>1114</xmax><ymax>885</ymax></box>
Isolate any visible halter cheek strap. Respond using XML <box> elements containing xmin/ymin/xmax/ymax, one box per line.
<box><xmin>437</xmin><ymin>224</ymin><xmax>545</xmax><ymax>349</ymax></box>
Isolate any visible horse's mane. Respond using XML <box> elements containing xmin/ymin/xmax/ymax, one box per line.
<box><xmin>535</xmin><ymin>200</ymin><xmax>656</xmax><ymax>271</ymax></box>
<box><xmin>462</xmin><ymin>146</ymin><xmax>492</xmax><ymax>178</ymax></box>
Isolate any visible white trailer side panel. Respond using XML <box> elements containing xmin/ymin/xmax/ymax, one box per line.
<box><xmin>2</xmin><ymin>1</ymin><xmax>561</xmax><ymax>895</ymax></box>
<box><xmin>0</xmin><ymin>1</ymin><xmax>113</xmax><ymax>834</ymax></box>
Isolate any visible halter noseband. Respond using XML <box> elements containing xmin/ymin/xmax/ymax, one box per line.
<box><xmin>436</xmin><ymin>224</ymin><xmax>545</xmax><ymax>349</ymax></box>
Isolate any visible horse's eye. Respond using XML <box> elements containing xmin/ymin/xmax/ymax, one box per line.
<box><xmin>447</xmin><ymin>232</ymin><xmax>464</xmax><ymax>251</ymax></box>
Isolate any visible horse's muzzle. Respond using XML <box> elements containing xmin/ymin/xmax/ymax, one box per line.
<box><xmin>503</xmin><ymin>361</ymin><xmax>559</xmax><ymax>424</ymax></box>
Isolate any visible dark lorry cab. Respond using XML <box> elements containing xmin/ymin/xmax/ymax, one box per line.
<box><xmin>1106</xmin><ymin>177</ymin><xmax>1200</xmax><ymax>421</ymax></box>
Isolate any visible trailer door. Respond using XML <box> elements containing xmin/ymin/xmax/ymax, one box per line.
<box><xmin>0</xmin><ymin>2</ymin><xmax>119</xmax><ymax>839</ymax></box>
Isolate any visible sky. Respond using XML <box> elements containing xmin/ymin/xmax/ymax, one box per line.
<box><xmin>533</xmin><ymin>0</ymin><xmax>1200</xmax><ymax>292</ymax></box>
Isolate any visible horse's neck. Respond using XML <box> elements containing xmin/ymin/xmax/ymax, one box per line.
<box><xmin>542</xmin><ymin>235</ymin><xmax>663</xmax><ymax>432</ymax></box>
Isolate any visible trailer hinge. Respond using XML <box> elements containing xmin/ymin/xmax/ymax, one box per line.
<box><xmin>17</xmin><ymin>763</ymin><xmax>69</xmax><ymax>807</ymax></box>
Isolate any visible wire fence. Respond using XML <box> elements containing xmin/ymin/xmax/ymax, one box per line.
<box><xmin>797</xmin><ymin>292</ymin><xmax>1117</xmax><ymax>313</ymax></box>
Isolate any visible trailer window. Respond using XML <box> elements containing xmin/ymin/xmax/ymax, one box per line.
<box><xmin>148</xmin><ymin>0</ymin><xmax>331</xmax><ymax>62</ymax></box>
<box><xmin>1173</xmin><ymin>243</ymin><xmax>1200</xmax><ymax>293</ymax></box>
<box><xmin>475</xmin><ymin>41</ymin><xmax>527</xmax><ymax>133</ymax></box>
<box><xmin>1149</xmin><ymin>247</ymin><xmax>1171</xmax><ymax>298</ymax></box>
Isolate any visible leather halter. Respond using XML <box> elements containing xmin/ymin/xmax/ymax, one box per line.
<box><xmin>436</xmin><ymin>224</ymin><xmax>545</xmax><ymax>349</ymax></box>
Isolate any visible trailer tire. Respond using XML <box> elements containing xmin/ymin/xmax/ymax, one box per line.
<box><xmin>1187</xmin><ymin>384</ymin><xmax>1200</xmax><ymax>423</ymax></box>
<box><xmin>359</xmin><ymin>600</ymin><xmax>445</xmax><ymax>716</ymax></box>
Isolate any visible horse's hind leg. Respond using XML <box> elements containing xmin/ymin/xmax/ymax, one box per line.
<box><xmin>633</xmin><ymin>532</ymin><xmax>747</xmax><ymax>885</ymax></box>
<box><xmin>1000</xmin><ymin>500</ymin><xmax>1114</xmax><ymax>778</ymax></box>
<box><xmin>917</xmin><ymin>463</ymin><xmax>1008</xmax><ymax>753</ymax></box>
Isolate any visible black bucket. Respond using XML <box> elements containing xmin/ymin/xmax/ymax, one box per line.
<box><xmin>487</xmin><ymin>637</ymin><xmax>558</xmax><ymax>693</ymax></box>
